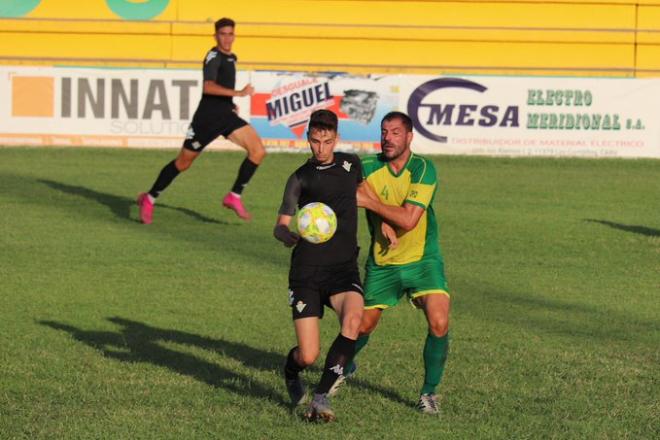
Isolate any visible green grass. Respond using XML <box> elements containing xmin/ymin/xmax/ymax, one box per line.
<box><xmin>0</xmin><ymin>147</ymin><xmax>658</xmax><ymax>439</ymax></box>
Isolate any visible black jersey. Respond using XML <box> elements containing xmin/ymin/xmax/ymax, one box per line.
<box><xmin>196</xmin><ymin>47</ymin><xmax>237</xmax><ymax>115</ymax></box>
<box><xmin>279</xmin><ymin>152</ymin><xmax>363</xmax><ymax>267</ymax></box>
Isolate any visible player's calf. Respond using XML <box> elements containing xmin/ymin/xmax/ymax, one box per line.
<box><xmin>283</xmin><ymin>347</ymin><xmax>310</xmax><ymax>406</ymax></box>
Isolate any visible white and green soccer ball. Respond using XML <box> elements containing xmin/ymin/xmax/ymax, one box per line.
<box><xmin>296</xmin><ymin>202</ymin><xmax>337</xmax><ymax>244</ymax></box>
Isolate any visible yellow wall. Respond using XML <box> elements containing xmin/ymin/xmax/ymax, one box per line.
<box><xmin>1</xmin><ymin>0</ymin><xmax>659</xmax><ymax>77</ymax></box>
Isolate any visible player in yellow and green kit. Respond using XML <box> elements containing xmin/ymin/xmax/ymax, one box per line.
<box><xmin>332</xmin><ymin>111</ymin><xmax>450</xmax><ymax>415</ymax></box>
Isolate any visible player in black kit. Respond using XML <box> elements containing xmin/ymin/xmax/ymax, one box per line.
<box><xmin>274</xmin><ymin>109</ymin><xmax>364</xmax><ymax>422</ymax></box>
<box><xmin>137</xmin><ymin>17</ymin><xmax>266</xmax><ymax>223</ymax></box>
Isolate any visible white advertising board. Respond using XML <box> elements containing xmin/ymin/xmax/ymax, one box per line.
<box><xmin>0</xmin><ymin>66</ymin><xmax>250</xmax><ymax>150</ymax></box>
<box><xmin>399</xmin><ymin>76</ymin><xmax>660</xmax><ymax>158</ymax></box>
<box><xmin>2</xmin><ymin>66</ymin><xmax>659</xmax><ymax>158</ymax></box>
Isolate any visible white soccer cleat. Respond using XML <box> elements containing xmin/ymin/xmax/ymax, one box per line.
<box><xmin>416</xmin><ymin>393</ymin><xmax>440</xmax><ymax>415</ymax></box>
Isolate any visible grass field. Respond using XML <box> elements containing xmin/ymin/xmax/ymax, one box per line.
<box><xmin>1</xmin><ymin>147</ymin><xmax>658</xmax><ymax>439</ymax></box>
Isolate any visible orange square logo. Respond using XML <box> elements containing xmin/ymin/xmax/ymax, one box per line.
<box><xmin>12</xmin><ymin>76</ymin><xmax>54</xmax><ymax>117</ymax></box>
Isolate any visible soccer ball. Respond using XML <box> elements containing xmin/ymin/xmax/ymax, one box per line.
<box><xmin>296</xmin><ymin>202</ymin><xmax>337</xmax><ymax>244</ymax></box>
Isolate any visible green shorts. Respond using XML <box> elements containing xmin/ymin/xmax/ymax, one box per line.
<box><xmin>364</xmin><ymin>255</ymin><xmax>449</xmax><ymax>309</ymax></box>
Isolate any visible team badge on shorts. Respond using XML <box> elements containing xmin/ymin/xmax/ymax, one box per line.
<box><xmin>185</xmin><ymin>126</ymin><xmax>195</xmax><ymax>140</ymax></box>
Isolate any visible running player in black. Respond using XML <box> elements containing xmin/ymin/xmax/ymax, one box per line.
<box><xmin>274</xmin><ymin>109</ymin><xmax>364</xmax><ymax>422</ymax></box>
<box><xmin>137</xmin><ymin>17</ymin><xmax>266</xmax><ymax>223</ymax></box>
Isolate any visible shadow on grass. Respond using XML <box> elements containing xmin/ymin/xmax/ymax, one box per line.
<box><xmin>38</xmin><ymin>179</ymin><xmax>226</xmax><ymax>225</ymax></box>
<box><xmin>39</xmin><ymin>317</ymin><xmax>289</xmax><ymax>407</ymax></box>
<box><xmin>39</xmin><ymin>317</ymin><xmax>411</xmax><ymax>408</ymax></box>
<box><xmin>584</xmin><ymin>219</ymin><xmax>660</xmax><ymax>237</ymax></box>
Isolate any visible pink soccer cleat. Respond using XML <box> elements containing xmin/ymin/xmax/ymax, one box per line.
<box><xmin>222</xmin><ymin>192</ymin><xmax>251</xmax><ymax>220</ymax></box>
<box><xmin>136</xmin><ymin>192</ymin><xmax>154</xmax><ymax>224</ymax></box>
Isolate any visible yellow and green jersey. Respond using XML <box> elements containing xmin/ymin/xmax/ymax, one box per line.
<box><xmin>362</xmin><ymin>153</ymin><xmax>441</xmax><ymax>266</ymax></box>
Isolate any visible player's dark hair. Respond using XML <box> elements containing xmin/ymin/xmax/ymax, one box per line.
<box><xmin>382</xmin><ymin>111</ymin><xmax>413</xmax><ymax>132</ymax></box>
<box><xmin>215</xmin><ymin>17</ymin><xmax>235</xmax><ymax>31</ymax></box>
<box><xmin>308</xmin><ymin>109</ymin><xmax>338</xmax><ymax>133</ymax></box>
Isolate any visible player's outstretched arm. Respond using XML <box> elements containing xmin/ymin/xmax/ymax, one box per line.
<box><xmin>274</xmin><ymin>215</ymin><xmax>299</xmax><ymax>247</ymax></box>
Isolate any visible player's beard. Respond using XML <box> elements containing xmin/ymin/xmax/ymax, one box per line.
<box><xmin>381</xmin><ymin>142</ymin><xmax>405</xmax><ymax>162</ymax></box>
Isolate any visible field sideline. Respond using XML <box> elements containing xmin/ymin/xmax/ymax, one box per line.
<box><xmin>1</xmin><ymin>148</ymin><xmax>658</xmax><ymax>439</ymax></box>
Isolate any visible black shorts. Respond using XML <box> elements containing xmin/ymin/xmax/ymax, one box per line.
<box><xmin>182</xmin><ymin>110</ymin><xmax>248</xmax><ymax>152</ymax></box>
<box><xmin>288</xmin><ymin>260</ymin><xmax>363</xmax><ymax>320</ymax></box>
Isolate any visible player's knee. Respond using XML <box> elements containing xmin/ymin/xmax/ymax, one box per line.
<box><xmin>341</xmin><ymin>312</ymin><xmax>363</xmax><ymax>338</ymax></box>
<box><xmin>248</xmin><ymin>144</ymin><xmax>266</xmax><ymax>164</ymax></box>
<box><xmin>359</xmin><ymin>315</ymin><xmax>379</xmax><ymax>335</ymax></box>
<box><xmin>297</xmin><ymin>348</ymin><xmax>320</xmax><ymax>367</ymax></box>
<box><xmin>174</xmin><ymin>158</ymin><xmax>193</xmax><ymax>171</ymax></box>
<box><xmin>428</xmin><ymin>314</ymin><xmax>449</xmax><ymax>337</ymax></box>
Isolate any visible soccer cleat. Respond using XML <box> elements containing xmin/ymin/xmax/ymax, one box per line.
<box><xmin>327</xmin><ymin>361</ymin><xmax>357</xmax><ymax>397</ymax></box>
<box><xmin>303</xmin><ymin>393</ymin><xmax>336</xmax><ymax>423</ymax></box>
<box><xmin>416</xmin><ymin>393</ymin><xmax>440</xmax><ymax>415</ymax></box>
<box><xmin>222</xmin><ymin>192</ymin><xmax>251</xmax><ymax>220</ymax></box>
<box><xmin>285</xmin><ymin>375</ymin><xmax>307</xmax><ymax>406</ymax></box>
<box><xmin>136</xmin><ymin>192</ymin><xmax>154</xmax><ymax>224</ymax></box>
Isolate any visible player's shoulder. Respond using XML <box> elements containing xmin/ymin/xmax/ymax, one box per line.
<box><xmin>360</xmin><ymin>153</ymin><xmax>379</xmax><ymax>163</ymax></box>
<box><xmin>205</xmin><ymin>48</ymin><xmax>237</xmax><ymax>61</ymax></box>
<box><xmin>204</xmin><ymin>47</ymin><xmax>220</xmax><ymax>64</ymax></box>
<box><xmin>360</xmin><ymin>153</ymin><xmax>385</xmax><ymax>175</ymax></box>
<box><xmin>293</xmin><ymin>158</ymin><xmax>312</xmax><ymax>175</ymax></box>
<box><xmin>335</xmin><ymin>151</ymin><xmax>360</xmax><ymax>165</ymax></box>
<box><xmin>408</xmin><ymin>153</ymin><xmax>437</xmax><ymax>182</ymax></box>
<box><xmin>408</xmin><ymin>153</ymin><xmax>436</xmax><ymax>170</ymax></box>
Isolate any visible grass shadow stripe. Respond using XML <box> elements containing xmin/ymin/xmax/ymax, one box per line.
<box><xmin>38</xmin><ymin>178</ymin><xmax>226</xmax><ymax>225</ymax></box>
<box><xmin>39</xmin><ymin>318</ymin><xmax>289</xmax><ymax>408</ymax></box>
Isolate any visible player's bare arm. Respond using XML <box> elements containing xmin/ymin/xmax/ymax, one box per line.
<box><xmin>357</xmin><ymin>181</ymin><xmax>398</xmax><ymax>247</ymax></box>
<box><xmin>366</xmin><ymin>200</ymin><xmax>424</xmax><ymax>232</ymax></box>
<box><xmin>357</xmin><ymin>181</ymin><xmax>424</xmax><ymax>232</ymax></box>
<box><xmin>356</xmin><ymin>180</ymin><xmax>377</xmax><ymax>205</ymax></box>
<box><xmin>381</xmin><ymin>221</ymin><xmax>398</xmax><ymax>249</ymax></box>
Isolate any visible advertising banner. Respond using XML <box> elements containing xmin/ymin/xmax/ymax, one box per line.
<box><xmin>249</xmin><ymin>72</ymin><xmax>398</xmax><ymax>152</ymax></box>
<box><xmin>400</xmin><ymin>75</ymin><xmax>660</xmax><ymax>158</ymax></box>
<box><xmin>2</xmin><ymin>66</ymin><xmax>660</xmax><ymax>158</ymax></box>
<box><xmin>0</xmin><ymin>66</ymin><xmax>250</xmax><ymax>150</ymax></box>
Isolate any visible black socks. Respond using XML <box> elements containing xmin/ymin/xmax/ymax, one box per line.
<box><xmin>230</xmin><ymin>158</ymin><xmax>258</xmax><ymax>195</ymax></box>
<box><xmin>315</xmin><ymin>334</ymin><xmax>356</xmax><ymax>394</ymax></box>
<box><xmin>148</xmin><ymin>160</ymin><xmax>180</xmax><ymax>198</ymax></box>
